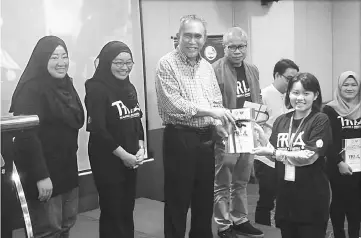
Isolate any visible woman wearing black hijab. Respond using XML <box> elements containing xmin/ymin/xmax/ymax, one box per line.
<box><xmin>85</xmin><ymin>41</ymin><xmax>145</xmax><ymax>238</ymax></box>
<box><xmin>10</xmin><ymin>35</ymin><xmax>84</xmax><ymax>237</ymax></box>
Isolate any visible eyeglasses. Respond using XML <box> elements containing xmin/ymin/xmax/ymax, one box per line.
<box><xmin>227</xmin><ymin>44</ymin><xmax>247</xmax><ymax>52</ymax></box>
<box><xmin>112</xmin><ymin>61</ymin><xmax>134</xmax><ymax>68</ymax></box>
<box><xmin>282</xmin><ymin>74</ymin><xmax>294</xmax><ymax>81</ymax></box>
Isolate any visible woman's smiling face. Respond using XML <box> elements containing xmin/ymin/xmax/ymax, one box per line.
<box><xmin>340</xmin><ymin>77</ymin><xmax>360</xmax><ymax>101</ymax></box>
<box><xmin>289</xmin><ymin>81</ymin><xmax>318</xmax><ymax>113</ymax></box>
<box><xmin>110</xmin><ymin>52</ymin><xmax>133</xmax><ymax>80</ymax></box>
<box><xmin>47</xmin><ymin>45</ymin><xmax>69</xmax><ymax>79</ymax></box>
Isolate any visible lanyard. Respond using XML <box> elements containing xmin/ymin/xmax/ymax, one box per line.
<box><xmin>287</xmin><ymin>113</ymin><xmax>307</xmax><ymax>151</ymax></box>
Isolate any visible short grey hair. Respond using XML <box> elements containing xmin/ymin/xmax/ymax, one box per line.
<box><xmin>178</xmin><ymin>14</ymin><xmax>207</xmax><ymax>37</ymax></box>
<box><xmin>223</xmin><ymin>27</ymin><xmax>248</xmax><ymax>45</ymax></box>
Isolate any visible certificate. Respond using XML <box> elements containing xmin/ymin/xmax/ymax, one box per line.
<box><xmin>344</xmin><ymin>138</ymin><xmax>361</xmax><ymax>172</ymax></box>
<box><xmin>225</xmin><ymin>108</ymin><xmax>255</xmax><ymax>154</ymax></box>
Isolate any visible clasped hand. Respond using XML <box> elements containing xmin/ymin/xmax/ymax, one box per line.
<box><xmin>121</xmin><ymin>148</ymin><xmax>145</xmax><ymax>169</ymax></box>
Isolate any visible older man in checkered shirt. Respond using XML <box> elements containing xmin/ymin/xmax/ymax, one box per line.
<box><xmin>155</xmin><ymin>15</ymin><xmax>234</xmax><ymax>238</ymax></box>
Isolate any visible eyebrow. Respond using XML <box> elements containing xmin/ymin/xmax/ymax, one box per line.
<box><xmin>51</xmin><ymin>53</ymin><xmax>68</xmax><ymax>56</ymax></box>
<box><xmin>113</xmin><ymin>60</ymin><xmax>132</xmax><ymax>62</ymax></box>
<box><xmin>184</xmin><ymin>32</ymin><xmax>202</xmax><ymax>36</ymax></box>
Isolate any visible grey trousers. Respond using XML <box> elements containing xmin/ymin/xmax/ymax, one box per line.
<box><xmin>28</xmin><ymin>187</ymin><xmax>78</xmax><ymax>238</ymax></box>
<box><xmin>213</xmin><ymin>141</ymin><xmax>254</xmax><ymax>232</ymax></box>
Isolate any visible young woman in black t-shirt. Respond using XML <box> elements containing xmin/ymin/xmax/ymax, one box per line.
<box><xmin>85</xmin><ymin>41</ymin><xmax>145</xmax><ymax>238</ymax></box>
<box><xmin>323</xmin><ymin>71</ymin><xmax>361</xmax><ymax>238</ymax></box>
<box><xmin>252</xmin><ymin>73</ymin><xmax>332</xmax><ymax>238</ymax></box>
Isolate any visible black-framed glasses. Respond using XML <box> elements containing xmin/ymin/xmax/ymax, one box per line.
<box><xmin>282</xmin><ymin>74</ymin><xmax>294</xmax><ymax>81</ymax></box>
<box><xmin>112</xmin><ymin>61</ymin><xmax>134</xmax><ymax>68</ymax></box>
<box><xmin>227</xmin><ymin>44</ymin><xmax>247</xmax><ymax>52</ymax></box>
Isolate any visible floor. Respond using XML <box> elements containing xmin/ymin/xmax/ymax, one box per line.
<box><xmin>13</xmin><ymin>184</ymin><xmax>341</xmax><ymax>238</ymax></box>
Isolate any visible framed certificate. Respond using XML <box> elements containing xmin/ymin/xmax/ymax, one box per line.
<box><xmin>343</xmin><ymin>138</ymin><xmax>361</xmax><ymax>172</ymax></box>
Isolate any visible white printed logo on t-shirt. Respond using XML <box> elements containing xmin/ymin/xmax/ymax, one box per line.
<box><xmin>236</xmin><ymin>80</ymin><xmax>251</xmax><ymax>98</ymax></box>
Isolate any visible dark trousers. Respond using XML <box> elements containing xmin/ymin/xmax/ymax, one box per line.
<box><xmin>278</xmin><ymin>220</ymin><xmax>328</xmax><ymax>238</ymax></box>
<box><xmin>254</xmin><ymin>160</ymin><xmax>277</xmax><ymax>226</ymax></box>
<box><xmin>330</xmin><ymin>172</ymin><xmax>361</xmax><ymax>238</ymax></box>
<box><xmin>163</xmin><ymin>125</ymin><xmax>215</xmax><ymax>238</ymax></box>
<box><xmin>94</xmin><ymin>168</ymin><xmax>137</xmax><ymax>238</ymax></box>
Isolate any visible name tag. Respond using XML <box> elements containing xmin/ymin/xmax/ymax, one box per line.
<box><xmin>284</xmin><ymin>162</ymin><xmax>295</xmax><ymax>181</ymax></box>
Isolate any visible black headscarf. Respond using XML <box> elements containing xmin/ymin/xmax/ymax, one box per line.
<box><xmin>9</xmin><ymin>35</ymin><xmax>84</xmax><ymax>129</ymax></box>
<box><xmin>87</xmin><ymin>41</ymin><xmax>139</xmax><ymax>109</ymax></box>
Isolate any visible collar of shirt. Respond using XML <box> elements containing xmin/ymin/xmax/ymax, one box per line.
<box><xmin>270</xmin><ymin>84</ymin><xmax>285</xmax><ymax>96</ymax></box>
<box><xmin>176</xmin><ymin>46</ymin><xmax>202</xmax><ymax>66</ymax></box>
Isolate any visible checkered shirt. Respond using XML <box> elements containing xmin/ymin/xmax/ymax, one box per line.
<box><xmin>155</xmin><ymin>47</ymin><xmax>223</xmax><ymax>128</ymax></box>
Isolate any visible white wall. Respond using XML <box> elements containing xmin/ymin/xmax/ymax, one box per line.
<box><xmin>234</xmin><ymin>0</ymin><xmax>334</xmax><ymax>101</ymax></box>
<box><xmin>294</xmin><ymin>0</ymin><xmax>333</xmax><ymax>102</ymax></box>
<box><xmin>251</xmin><ymin>1</ymin><xmax>296</xmax><ymax>90</ymax></box>
<box><xmin>332</xmin><ymin>0</ymin><xmax>361</xmax><ymax>92</ymax></box>
<box><xmin>232</xmin><ymin>0</ymin><xmax>296</xmax><ymax>89</ymax></box>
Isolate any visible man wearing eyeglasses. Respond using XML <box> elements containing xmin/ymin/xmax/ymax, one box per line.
<box><xmin>212</xmin><ymin>27</ymin><xmax>264</xmax><ymax>238</ymax></box>
<box><xmin>254</xmin><ymin>59</ymin><xmax>299</xmax><ymax>227</ymax></box>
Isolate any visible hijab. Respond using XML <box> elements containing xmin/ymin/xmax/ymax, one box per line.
<box><xmin>327</xmin><ymin>71</ymin><xmax>361</xmax><ymax>120</ymax></box>
<box><xmin>9</xmin><ymin>35</ymin><xmax>84</xmax><ymax>129</ymax></box>
<box><xmin>86</xmin><ymin>41</ymin><xmax>139</xmax><ymax>109</ymax></box>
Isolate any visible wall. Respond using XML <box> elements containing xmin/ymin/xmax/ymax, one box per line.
<box><xmin>233</xmin><ymin>0</ymin><xmax>296</xmax><ymax>89</ymax></box>
<box><xmin>233</xmin><ymin>0</ymin><xmax>334</xmax><ymax>100</ymax></box>
<box><xmin>332</xmin><ymin>0</ymin><xmax>361</xmax><ymax>90</ymax></box>
<box><xmin>294</xmin><ymin>0</ymin><xmax>333</xmax><ymax>102</ymax></box>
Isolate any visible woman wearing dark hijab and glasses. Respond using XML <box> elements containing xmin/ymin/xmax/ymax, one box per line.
<box><xmin>85</xmin><ymin>41</ymin><xmax>145</xmax><ymax>238</ymax></box>
<box><xmin>9</xmin><ymin>36</ymin><xmax>84</xmax><ymax>237</ymax></box>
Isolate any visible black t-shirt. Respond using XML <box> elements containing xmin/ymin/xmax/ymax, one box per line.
<box><xmin>270</xmin><ymin>110</ymin><xmax>332</xmax><ymax>224</ymax></box>
<box><xmin>85</xmin><ymin>80</ymin><xmax>144</xmax><ymax>182</ymax></box>
<box><xmin>323</xmin><ymin>105</ymin><xmax>361</xmax><ymax>177</ymax></box>
<box><xmin>235</xmin><ymin>64</ymin><xmax>251</xmax><ymax>108</ymax></box>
